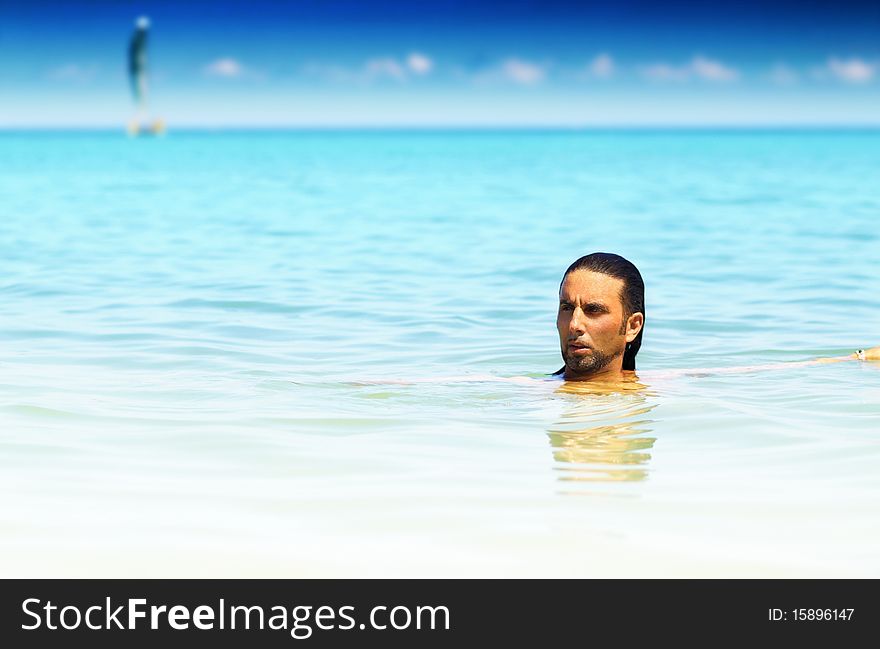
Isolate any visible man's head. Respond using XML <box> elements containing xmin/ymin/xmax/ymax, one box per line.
<box><xmin>556</xmin><ymin>252</ymin><xmax>645</xmax><ymax>380</ymax></box>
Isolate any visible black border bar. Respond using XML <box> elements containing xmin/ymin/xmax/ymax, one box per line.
<box><xmin>2</xmin><ymin>579</ymin><xmax>874</xmax><ymax>646</ymax></box>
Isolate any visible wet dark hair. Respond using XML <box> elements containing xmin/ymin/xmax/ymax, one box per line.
<box><xmin>557</xmin><ymin>252</ymin><xmax>645</xmax><ymax>371</ymax></box>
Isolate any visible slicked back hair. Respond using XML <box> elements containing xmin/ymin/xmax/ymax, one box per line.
<box><xmin>560</xmin><ymin>252</ymin><xmax>645</xmax><ymax>370</ymax></box>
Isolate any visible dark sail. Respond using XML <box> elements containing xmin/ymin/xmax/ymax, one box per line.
<box><xmin>128</xmin><ymin>16</ymin><xmax>149</xmax><ymax>106</ymax></box>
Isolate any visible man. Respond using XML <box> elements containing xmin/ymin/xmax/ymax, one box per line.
<box><xmin>555</xmin><ymin>252</ymin><xmax>877</xmax><ymax>382</ymax></box>
<box><xmin>554</xmin><ymin>252</ymin><xmax>645</xmax><ymax>382</ymax></box>
<box><xmin>359</xmin><ymin>253</ymin><xmax>876</xmax><ymax>387</ymax></box>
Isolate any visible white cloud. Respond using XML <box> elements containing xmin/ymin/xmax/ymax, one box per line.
<box><xmin>640</xmin><ymin>63</ymin><xmax>690</xmax><ymax>82</ymax></box>
<box><xmin>49</xmin><ymin>63</ymin><xmax>98</xmax><ymax>81</ymax></box>
<box><xmin>825</xmin><ymin>57</ymin><xmax>874</xmax><ymax>83</ymax></box>
<box><xmin>767</xmin><ymin>63</ymin><xmax>799</xmax><ymax>85</ymax></box>
<box><xmin>204</xmin><ymin>58</ymin><xmax>245</xmax><ymax>78</ymax></box>
<box><xmin>407</xmin><ymin>52</ymin><xmax>433</xmax><ymax>75</ymax></box>
<box><xmin>588</xmin><ymin>53</ymin><xmax>615</xmax><ymax>79</ymax></box>
<box><xmin>690</xmin><ymin>56</ymin><xmax>739</xmax><ymax>81</ymax></box>
<box><xmin>500</xmin><ymin>58</ymin><xmax>546</xmax><ymax>85</ymax></box>
<box><xmin>640</xmin><ymin>56</ymin><xmax>739</xmax><ymax>83</ymax></box>
<box><xmin>304</xmin><ymin>54</ymin><xmax>434</xmax><ymax>84</ymax></box>
<box><xmin>364</xmin><ymin>57</ymin><xmax>407</xmax><ymax>80</ymax></box>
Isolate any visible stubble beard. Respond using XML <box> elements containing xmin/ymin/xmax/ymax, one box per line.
<box><xmin>562</xmin><ymin>345</ymin><xmax>622</xmax><ymax>378</ymax></box>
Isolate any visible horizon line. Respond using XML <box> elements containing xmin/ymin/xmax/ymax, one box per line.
<box><xmin>4</xmin><ymin>123</ymin><xmax>880</xmax><ymax>132</ymax></box>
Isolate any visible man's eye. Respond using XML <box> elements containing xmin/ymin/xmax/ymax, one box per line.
<box><xmin>560</xmin><ymin>304</ymin><xmax>573</xmax><ymax>311</ymax></box>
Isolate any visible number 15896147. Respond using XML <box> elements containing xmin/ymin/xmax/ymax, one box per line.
<box><xmin>768</xmin><ymin>609</ymin><xmax>854</xmax><ymax>622</ymax></box>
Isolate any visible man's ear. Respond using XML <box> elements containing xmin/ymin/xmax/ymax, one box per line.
<box><xmin>625</xmin><ymin>312</ymin><xmax>644</xmax><ymax>343</ymax></box>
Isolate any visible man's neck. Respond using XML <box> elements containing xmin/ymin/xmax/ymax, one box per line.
<box><xmin>563</xmin><ymin>364</ymin><xmax>627</xmax><ymax>382</ymax></box>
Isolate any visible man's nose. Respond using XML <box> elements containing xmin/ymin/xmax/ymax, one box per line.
<box><xmin>569</xmin><ymin>308</ymin><xmax>586</xmax><ymax>336</ymax></box>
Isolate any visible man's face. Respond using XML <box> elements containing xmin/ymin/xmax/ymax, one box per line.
<box><xmin>557</xmin><ymin>270</ymin><xmax>634</xmax><ymax>379</ymax></box>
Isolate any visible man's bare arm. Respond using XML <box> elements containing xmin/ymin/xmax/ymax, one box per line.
<box><xmin>646</xmin><ymin>345</ymin><xmax>880</xmax><ymax>379</ymax></box>
<box><xmin>815</xmin><ymin>346</ymin><xmax>880</xmax><ymax>363</ymax></box>
<box><xmin>352</xmin><ymin>347</ymin><xmax>880</xmax><ymax>385</ymax></box>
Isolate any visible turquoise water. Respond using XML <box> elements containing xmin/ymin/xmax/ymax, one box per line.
<box><xmin>1</xmin><ymin>130</ymin><xmax>878</xmax><ymax>577</ymax></box>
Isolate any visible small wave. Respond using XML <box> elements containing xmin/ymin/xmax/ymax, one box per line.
<box><xmin>165</xmin><ymin>298</ymin><xmax>308</xmax><ymax>314</ymax></box>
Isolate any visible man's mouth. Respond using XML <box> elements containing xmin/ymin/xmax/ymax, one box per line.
<box><xmin>568</xmin><ymin>342</ymin><xmax>592</xmax><ymax>356</ymax></box>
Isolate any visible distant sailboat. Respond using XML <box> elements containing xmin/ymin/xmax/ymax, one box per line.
<box><xmin>127</xmin><ymin>16</ymin><xmax>165</xmax><ymax>136</ymax></box>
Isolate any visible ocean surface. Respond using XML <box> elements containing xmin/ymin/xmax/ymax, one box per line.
<box><xmin>1</xmin><ymin>129</ymin><xmax>878</xmax><ymax>577</ymax></box>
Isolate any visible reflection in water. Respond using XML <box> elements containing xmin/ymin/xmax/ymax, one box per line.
<box><xmin>548</xmin><ymin>380</ymin><xmax>657</xmax><ymax>485</ymax></box>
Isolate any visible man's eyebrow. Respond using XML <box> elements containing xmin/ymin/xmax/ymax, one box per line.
<box><xmin>557</xmin><ymin>299</ymin><xmax>610</xmax><ymax>312</ymax></box>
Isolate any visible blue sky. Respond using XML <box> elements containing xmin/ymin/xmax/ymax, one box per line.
<box><xmin>3</xmin><ymin>0</ymin><xmax>880</xmax><ymax>126</ymax></box>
